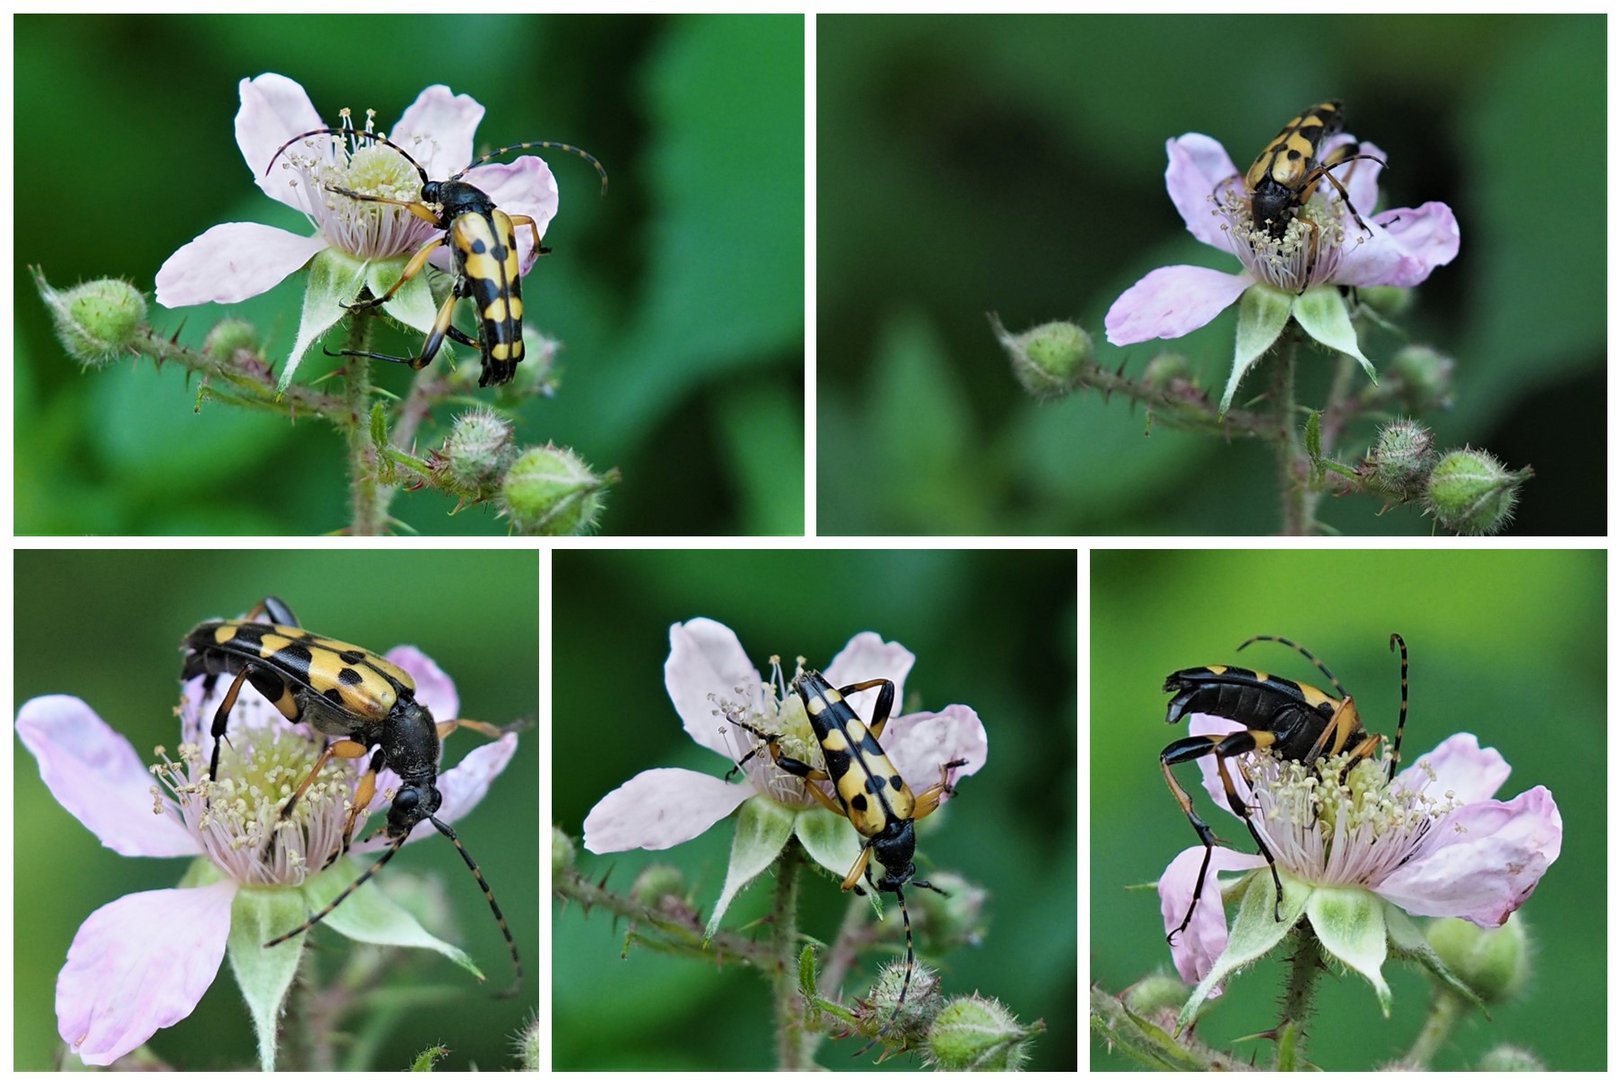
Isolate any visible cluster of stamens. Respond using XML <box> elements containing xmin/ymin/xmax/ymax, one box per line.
<box><xmin>268</xmin><ymin>107</ymin><xmax>431</xmax><ymax>260</ymax></box>
<box><xmin>1213</xmin><ymin>181</ymin><xmax>1362</xmax><ymax>293</ymax></box>
<box><xmin>1244</xmin><ymin>749</ymin><xmax>1457</xmax><ymax>889</ymax></box>
<box><xmin>155</xmin><ymin>690</ymin><xmax>378</xmax><ymax>885</ymax></box>
<box><xmin>712</xmin><ymin>655</ymin><xmax>818</xmax><ymax>805</ymax></box>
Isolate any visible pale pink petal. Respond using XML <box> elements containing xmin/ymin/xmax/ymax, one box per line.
<box><xmin>665</xmin><ymin>619</ymin><xmax>762</xmax><ymax>756</ymax></box>
<box><xmin>386</xmin><ymin>646</ymin><xmax>459</xmax><ymax>722</ymax></box>
<box><xmin>235</xmin><ymin>73</ymin><xmax>326</xmax><ymax>207</ymax></box>
<box><xmin>57</xmin><ymin>882</ymin><xmax>236</xmax><ymax>1066</ymax></box>
<box><xmin>463</xmin><ymin>157</ymin><xmax>560</xmax><ymax>274</ymax></box>
<box><xmin>583</xmin><ymin>767</ymin><xmax>753</xmax><ymax>853</ymax></box>
<box><xmin>1104</xmin><ymin>264</ymin><xmax>1250</xmax><ymax>346</ymax></box>
<box><xmin>825</xmin><ymin>632</ymin><xmax>915</xmax><ymax>722</ymax></box>
<box><xmin>17</xmin><ymin>696</ymin><xmax>197</xmax><ymax>858</ymax></box>
<box><xmin>1160</xmin><ymin>844</ymin><xmax>1266</xmax><ymax>985</ymax></box>
<box><xmin>1373</xmin><ymin>202</ymin><xmax>1460</xmax><ymax>286</ymax></box>
<box><xmin>391</xmin><ymin>84</ymin><xmax>483</xmax><ymax>180</ymax></box>
<box><xmin>1396</xmin><ymin>733</ymin><xmax>1509</xmax><ymax>803</ymax></box>
<box><xmin>1376</xmin><ymin>786</ymin><xmax>1562</xmax><ymax>926</ymax></box>
<box><xmin>155</xmin><ymin>221</ymin><xmax>328</xmax><ymax>307</ymax></box>
<box><xmin>881</xmin><ymin>704</ymin><xmax>987</xmax><ymax>791</ymax></box>
<box><xmin>1164</xmin><ymin>134</ymin><xmax>1242</xmax><ymax>249</ymax></box>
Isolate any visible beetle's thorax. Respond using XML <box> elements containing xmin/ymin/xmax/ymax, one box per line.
<box><xmin>422</xmin><ymin>178</ymin><xmax>496</xmax><ymax>220</ymax></box>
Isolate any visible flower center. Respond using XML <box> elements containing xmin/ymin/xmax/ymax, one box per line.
<box><xmin>158</xmin><ymin>705</ymin><xmax>374</xmax><ymax>885</ymax></box>
<box><xmin>1246</xmin><ymin>749</ymin><xmax>1457</xmax><ymax>888</ymax></box>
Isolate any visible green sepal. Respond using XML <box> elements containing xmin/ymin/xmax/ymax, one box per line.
<box><xmin>704</xmin><ymin>795</ymin><xmax>794</xmax><ymax>941</ymax></box>
<box><xmin>1222</xmin><ymin>284</ymin><xmax>1292</xmax><ymax>414</ymax></box>
<box><xmin>280</xmin><ymin>248</ymin><xmax>368</xmax><ymax>391</ymax></box>
<box><xmin>230</xmin><ymin>884</ymin><xmax>316</xmax><ymax>1070</ymax></box>
<box><xmin>1306</xmin><ymin>885</ymin><xmax>1391</xmax><ymax>1016</ymax></box>
<box><xmin>1176</xmin><ymin>869</ymin><xmax>1305</xmax><ymax>1033</ymax></box>
<box><xmin>1293</xmin><ymin>285</ymin><xmax>1377</xmax><ymax>386</ymax></box>
<box><xmin>794</xmin><ymin>802</ymin><xmax>865</xmax><ymax>888</ymax></box>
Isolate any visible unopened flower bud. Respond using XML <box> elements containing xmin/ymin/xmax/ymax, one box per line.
<box><xmin>1427</xmin><ymin>914</ymin><xmax>1530</xmax><ymax>1004</ymax></box>
<box><xmin>630</xmin><ymin>864</ymin><xmax>686</xmax><ymax>909</ymax></box>
<box><xmin>203</xmin><ymin>319</ymin><xmax>262</xmax><ymax>366</ymax></box>
<box><xmin>442</xmin><ymin>408</ymin><xmax>517</xmax><ymax>496</ymax></box>
<box><xmin>36</xmin><ymin>271</ymin><xmax>147</xmax><ymax>367</ymax></box>
<box><xmin>1386</xmin><ymin>345</ymin><xmax>1456</xmax><ymax>412</ymax></box>
<box><xmin>925</xmin><ymin>995</ymin><xmax>1032</xmax><ymax>1071</ymax></box>
<box><xmin>1142</xmin><ymin>352</ymin><xmax>1194</xmax><ymax>394</ymax></box>
<box><xmin>989</xmin><ymin>313</ymin><xmax>1091</xmax><ymax>399</ymax></box>
<box><xmin>499</xmin><ymin>444</ymin><xmax>614</xmax><ymax>536</ymax></box>
<box><xmin>1425</xmin><ymin>449</ymin><xmax>1531</xmax><ymax>536</ymax></box>
<box><xmin>552</xmin><ymin>827</ymin><xmax>576</xmax><ymax>874</ymax></box>
<box><xmin>1354</xmin><ymin>285</ymin><xmax>1414</xmax><ymax>319</ymax></box>
<box><xmin>1363</xmin><ymin>419</ymin><xmax>1437</xmax><ymax>502</ymax></box>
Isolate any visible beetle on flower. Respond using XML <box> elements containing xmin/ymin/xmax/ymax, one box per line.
<box><xmin>1105</xmin><ymin>113</ymin><xmax>1459</xmax><ymax>414</ymax></box>
<box><xmin>1159</xmin><ymin>717</ymin><xmax>1560</xmax><ymax>1032</ymax></box>
<box><xmin>584</xmin><ymin>618</ymin><xmax>987</xmax><ymax>943</ymax></box>
<box><xmin>16</xmin><ymin>646</ymin><xmax>519</xmax><ymax>1069</ymax></box>
<box><xmin>155</xmin><ymin>73</ymin><xmax>566</xmax><ymax>390</ymax></box>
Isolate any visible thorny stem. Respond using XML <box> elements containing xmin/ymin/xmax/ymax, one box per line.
<box><xmin>1075</xmin><ymin>360</ymin><xmax>1279</xmax><ymax>439</ymax></box>
<box><xmin>1269</xmin><ymin>335</ymin><xmax>1310</xmax><ymax>535</ymax></box>
<box><xmin>1275</xmin><ymin>926</ymin><xmax>1325</xmax><ymax>1070</ymax></box>
<box><xmin>551</xmin><ymin>864</ymin><xmax>776</xmax><ymax>969</ymax></box>
<box><xmin>771</xmin><ymin>844</ymin><xmax>810</xmax><ymax>1070</ymax></box>
<box><xmin>343</xmin><ymin>308</ymin><xmax>391</xmax><ymax>536</ymax></box>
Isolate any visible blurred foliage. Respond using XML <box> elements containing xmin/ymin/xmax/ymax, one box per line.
<box><xmin>818</xmin><ymin>15</ymin><xmax>1602</xmax><ymax>535</ymax></box>
<box><xmin>1091</xmin><ymin>550</ymin><xmax>1604</xmax><ymax>1069</ymax></box>
<box><xmin>551</xmin><ymin>548</ymin><xmax>1077</xmax><ymax>1069</ymax></box>
<box><xmin>13</xmin><ymin>550</ymin><xmax>538</xmax><ymax>1069</ymax></box>
<box><xmin>16</xmin><ymin>14</ymin><xmax>803</xmax><ymax>535</ymax></box>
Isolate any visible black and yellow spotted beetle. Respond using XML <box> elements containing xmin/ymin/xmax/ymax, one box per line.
<box><xmin>265</xmin><ymin>126</ymin><xmax>607</xmax><ymax>387</ymax></box>
<box><xmin>181</xmin><ymin>596</ymin><xmax>522</xmax><ymax>988</ymax></box>
<box><xmin>1159</xmin><ymin>634</ymin><xmax>1409</xmax><ymax>942</ymax></box>
<box><xmin>1243</xmin><ymin>100</ymin><xmax>1383</xmax><ymax>244</ymax></box>
<box><xmin>729</xmin><ymin>669</ymin><xmax>968</xmax><ymax>1045</ymax></box>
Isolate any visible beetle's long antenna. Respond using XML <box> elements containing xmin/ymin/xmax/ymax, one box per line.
<box><xmin>428</xmin><ymin>814</ymin><xmax>523</xmax><ymax>995</ymax></box>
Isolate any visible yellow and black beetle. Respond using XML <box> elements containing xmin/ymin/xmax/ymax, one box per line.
<box><xmin>181</xmin><ymin>596</ymin><xmax>522</xmax><ymax>988</ymax></box>
<box><xmin>729</xmin><ymin>669</ymin><xmax>967</xmax><ymax>1044</ymax></box>
<box><xmin>265</xmin><ymin>126</ymin><xmax>606</xmax><ymax>387</ymax></box>
<box><xmin>1159</xmin><ymin>634</ymin><xmax>1408</xmax><ymax>942</ymax></box>
<box><xmin>1243</xmin><ymin>100</ymin><xmax>1382</xmax><ymax>243</ymax></box>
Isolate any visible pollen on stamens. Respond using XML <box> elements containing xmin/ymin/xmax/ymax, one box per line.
<box><xmin>1214</xmin><ymin>184</ymin><xmax>1362</xmax><ymax>293</ymax></box>
<box><xmin>1247</xmin><ymin>748</ymin><xmax>1459</xmax><ymax>886</ymax></box>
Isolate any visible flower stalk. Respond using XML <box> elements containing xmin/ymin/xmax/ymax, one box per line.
<box><xmin>342</xmin><ymin>306</ymin><xmax>388</xmax><ymax>536</ymax></box>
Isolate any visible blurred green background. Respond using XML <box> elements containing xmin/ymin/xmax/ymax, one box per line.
<box><xmin>552</xmin><ymin>548</ymin><xmax>1077</xmax><ymax>1068</ymax></box>
<box><xmin>1091</xmin><ymin>550</ymin><xmax>1604</xmax><ymax>1069</ymax></box>
<box><xmin>17</xmin><ymin>14</ymin><xmax>803</xmax><ymax>535</ymax></box>
<box><xmin>13</xmin><ymin>550</ymin><xmax>539</xmax><ymax>1070</ymax></box>
<box><xmin>818</xmin><ymin>15</ymin><xmax>1603</xmax><ymax>535</ymax></box>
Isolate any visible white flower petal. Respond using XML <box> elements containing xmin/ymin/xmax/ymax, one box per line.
<box><xmin>17</xmin><ymin>696</ymin><xmax>197</xmax><ymax>858</ymax></box>
<box><xmin>583</xmin><ymin>767</ymin><xmax>751</xmax><ymax>853</ymax></box>
<box><xmin>57</xmin><ymin>882</ymin><xmax>236</xmax><ymax>1066</ymax></box>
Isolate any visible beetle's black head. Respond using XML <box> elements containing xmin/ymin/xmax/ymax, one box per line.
<box><xmin>1250</xmin><ymin>188</ymin><xmax>1298</xmax><ymax>239</ymax></box>
<box><xmin>422</xmin><ymin>178</ymin><xmax>495</xmax><ymax>220</ymax></box>
<box><xmin>387</xmin><ymin>780</ymin><xmax>443</xmax><ymax>838</ymax></box>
